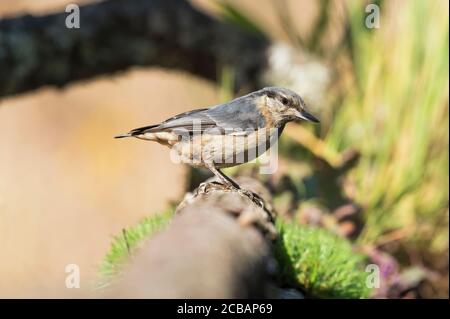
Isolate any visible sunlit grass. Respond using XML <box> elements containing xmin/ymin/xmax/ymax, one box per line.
<box><xmin>97</xmin><ymin>209</ymin><xmax>174</xmax><ymax>288</ymax></box>
<box><xmin>324</xmin><ymin>0</ymin><xmax>449</xmax><ymax>249</ymax></box>
<box><xmin>218</xmin><ymin>0</ymin><xmax>448</xmax><ymax>253</ymax></box>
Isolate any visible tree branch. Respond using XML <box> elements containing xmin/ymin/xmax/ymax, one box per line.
<box><xmin>0</xmin><ymin>0</ymin><xmax>269</xmax><ymax>97</ymax></box>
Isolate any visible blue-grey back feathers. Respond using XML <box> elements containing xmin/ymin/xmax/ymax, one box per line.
<box><xmin>120</xmin><ymin>93</ymin><xmax>267</xmax><ymax>137</ymax></box>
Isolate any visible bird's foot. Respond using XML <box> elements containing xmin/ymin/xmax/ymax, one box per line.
<box><xmin>192</xmin><ymin>180</ymin><xmax>276</xmax><ymax>239</ymax></box>
<box><xmin>235</xmin><ymin>187</ymin><xmax>276</xmax><ymax>235</ymax></box>
<box><xmin>205</xmin><ymin>180</ymin><xmax>272</xmax><ymax>219</ymax></box>
<box><xmin>195</xmin><ymin>181</ymin><xmax>223</xmax><ymax>196</ymax></box>
<box><xmin>237</xmin><ymin>188</ymin><xmax>265</xmax><ymax>209</ymax></box>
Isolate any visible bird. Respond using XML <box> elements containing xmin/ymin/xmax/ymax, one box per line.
<box><xmin>115</xmin><ymin>87</ymin><xmax>319</xmax><ymax>194</ymax></box>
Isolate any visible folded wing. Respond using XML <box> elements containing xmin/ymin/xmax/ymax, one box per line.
<box><xmin>125</xmin><ymin>95</ymin><xmax>266</xmax><ymax>137</ymax></box>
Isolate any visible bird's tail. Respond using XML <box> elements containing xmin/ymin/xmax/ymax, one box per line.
<box><xmin>114</xmin><ymin>133</ymin><xmax>132</xmax><ymax>139</ymax></box>
<box><xmin>114</xmin><ymin>124</ymin><xmax>160</xmax><ymax>139</ymax></box>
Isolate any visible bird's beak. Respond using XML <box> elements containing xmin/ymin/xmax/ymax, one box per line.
<box><xmin>296</xmin><ymin>109</ymin><xmax>320</xmax><ymax>123</ymax></box>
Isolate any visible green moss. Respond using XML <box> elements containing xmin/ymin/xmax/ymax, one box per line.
<box><xmin>97</xmin><ymin>209</ymin><xmax>174</xmax><ymax>287</ymax></box>
<box><xmin>274</xmin><ymin>219</ymin><xmax>371</xmax><ymax>298</ymax></box>
<box><xmin>97</xmin><ymin>209</ymin><xmax>370</xmax><ymax>298</ymax></box>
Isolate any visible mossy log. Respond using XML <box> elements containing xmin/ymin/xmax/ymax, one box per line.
<box><xmin>107</xmin><ymin>177</ymin><xmax>278</xmax><ymax>298</ymax></box>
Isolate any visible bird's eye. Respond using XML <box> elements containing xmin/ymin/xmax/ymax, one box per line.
<box><xmin>281</xmin><ymin>97</ymin><xmax>289</xmax><ymax>105</ymax></box>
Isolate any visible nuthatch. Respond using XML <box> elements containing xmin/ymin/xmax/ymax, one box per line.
<box><xmin>115</xmin><ymin>87</ymin><xmax>319</xmax><ymax>191</ymax></box>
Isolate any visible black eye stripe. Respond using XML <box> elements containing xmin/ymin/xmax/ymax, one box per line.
<box><xmin>281</xmin><ymin>97</ymin><xmax>290</xmax><ymax>105</ymax></box>
<box><xmin>266</xmin><ymin>91</ymin><xmax>276</xmax><ymax>98</ymax></box>
<box><xmin>265</xmin><ymin>90</ymin><xmax>293</xmax><ymax>106</ymax></box>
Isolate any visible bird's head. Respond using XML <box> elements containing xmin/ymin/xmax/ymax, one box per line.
<box><xmin>259</xmin><ymin>87</ymin><xmax>320</xmax><ymax>125</ymax></box>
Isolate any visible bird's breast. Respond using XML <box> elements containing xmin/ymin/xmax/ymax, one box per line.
<box><xmin>170</xmin><ymin>128</ymin><xmax>280</xmax><ymax>167</ymax></box>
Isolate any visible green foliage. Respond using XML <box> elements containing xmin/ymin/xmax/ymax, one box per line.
<box><xmin>325</xmin><ymin>1</ymin><xmax>449</xmax><ymax>249</ymax></box>
<box><xmin>97</xmin><ymin>209</ymin><xmax>173</xmax><ymax>287</ymax></box>
<box><xmin>217</xmin><ymin>0</ymin><xmax>448</xmax><ymax>256</ymax></box>
<box><xmin>274</xmin><ymin>219</ymin><xmax>371</xmax><ymax>299</ymax></box>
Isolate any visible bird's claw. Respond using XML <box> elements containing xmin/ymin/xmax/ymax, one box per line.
<box><xmin>195</xmin><ymin>182</ymin><xmax>209</xmax><ymax>195</ymax></box>
<box><xmin>237</xmin><ymin>188</ymin><xmax>265</xmax><ymax>208</ymax></box>
<box><xmin>192</xmin><ymin>181</ymin><xmax>276</xmax><ymax>239</ymax></box>
<box><xmin>195</xmin><ymin>181</ymin><xmax>223</xmax><ymax>195</ymax></box>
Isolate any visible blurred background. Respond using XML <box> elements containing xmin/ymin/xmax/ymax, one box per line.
<box><xmin>0</xmin><ymin>0</ymin><xmax>448</xmax><ymax>298</ymax></box>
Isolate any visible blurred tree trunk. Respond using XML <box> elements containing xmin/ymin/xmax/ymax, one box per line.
<box><xmin>0</xmin><ymin>0</ymin><xmax>269</xmax><ymax>97</ymax></box>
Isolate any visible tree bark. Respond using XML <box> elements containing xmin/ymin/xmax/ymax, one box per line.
<box><xmin>107</xmin><ymin>177</ymin><xmax>277</xmax><ymax>298</ymax></box>
<box><xmin>0</xmin><ymin>0</ymin><xmax>269</xmax><ymax>97</ymax></box>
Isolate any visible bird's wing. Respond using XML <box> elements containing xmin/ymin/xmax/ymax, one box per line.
<box><xmin>205</xmin><ymin>96</ymin><xmax>266</xmax><ymax>133</ymax></box>
<box><xmin>127</xmin><ymin>108</ymin><xmax>213</xmax><ymax>136</ymax></box>
<box><xmin>128</xmin><ymin>96</ymin><xmax>266</xmax><ymax>136</ymax></box>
